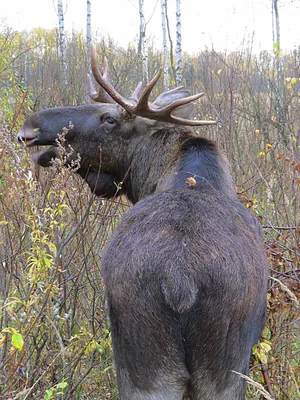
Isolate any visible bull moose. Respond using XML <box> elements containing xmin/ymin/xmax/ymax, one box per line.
<box><xmin>18</xmin><ymin>49</ymin><xmax>269</xmax><ymax>399</ymax></box>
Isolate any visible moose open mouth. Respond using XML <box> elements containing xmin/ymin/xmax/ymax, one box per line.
<box><xmin>17</xmin><ymin>128</ymin><xmax>59</xmax><ymax>167</ymax></box>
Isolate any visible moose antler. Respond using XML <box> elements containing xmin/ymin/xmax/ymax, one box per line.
<box><xmin>90</xmin><ymin>47</ymin><xmax>216</xmax><ymax>126</ymax></box>
<box><xmin>87</xmin><ymin>56</ymin><xmax>115</xmax><ymax>104</ymax></box>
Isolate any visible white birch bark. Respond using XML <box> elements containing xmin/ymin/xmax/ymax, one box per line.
<box><xmin>175</xmin><ymin>0</ymin><xmax>182</xmax><ymax>86</ymax></box>
<box><xmin>87</xmin><ymin>0</ymin><xmax>92</xmax><ymax>75</ymax></box>
<box><xmin>139</xmin><ymin>0</ymin><xmax>148</xmax><ymax>83</ymax></box>
<box><xmin>272</xmin><ymin>1</ymin><xmax>284</xmax><ymax>118</ymax></box>
<box><xmin>272</xmin><ymin>0</ymin><xmax>281</xmax><ymax>86</ymax></box>
<box><xmin>161</xmin><ymin>0</ymin><xmax>169</xmax><ymax>90</ymax></box>
<box><xmin>57</xmin><ymin>0</ymin><xmax>67</xmax><ymax>79</ymax></box>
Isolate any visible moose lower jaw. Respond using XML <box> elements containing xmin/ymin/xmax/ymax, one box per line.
<box><xmin>31</xmin><ymin>148</ymin><xmax>122</xmax><ymax>197</ymax></box>
<box><xmin>31</xmin><ymin>146</ymin><xmax>59</xmax><ymax>167</ymax></box>
<box><xmin>21</xmin><ymin>138</ymin><xmax>122</xmax><ymax>197</ymax></box>
<box><xmin>78</xmin><ymin>169</ymin><xmax>124</xmax><ymax>198</ymax></box>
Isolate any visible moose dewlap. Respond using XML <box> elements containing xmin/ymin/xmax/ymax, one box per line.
<box><xmin>18</xmin><ymin>49</ymin><xmax>269</xmax><ymax>400</ymax></box>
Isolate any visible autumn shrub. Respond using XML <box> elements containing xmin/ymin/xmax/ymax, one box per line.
<box><xmin>0</xmin><ymin>126</ymin><xmax>131</xmax><ymax>399</ymax></box>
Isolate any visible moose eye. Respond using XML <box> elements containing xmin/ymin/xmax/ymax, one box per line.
<box><xmin>104</xmin><ymin>117</ymin><xmax>115</xmax><ymax>125</ymax></box>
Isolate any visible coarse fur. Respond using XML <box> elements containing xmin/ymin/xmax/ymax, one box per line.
<box><xmin>18</xmin><ymin>73</ymin><xmax>269</xmax><ymax>399</ymax></box>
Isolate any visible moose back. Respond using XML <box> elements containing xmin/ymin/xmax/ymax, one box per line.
<box><xmin>18</xmin><ymin>50</ymin><xmax>269</xmax><ymax>400</ymax></box>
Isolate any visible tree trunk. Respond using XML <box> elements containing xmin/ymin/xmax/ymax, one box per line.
<box><xmin>272</xmin><ymin>0</ymin><xmax>287</xmax><ymax>144</ymax></box>
<box><xmin>165</xmin><ymin>1</ymin><xmax>175</xmax><ymax>84</ymax></box>
<box><xmin>138</xmin><ymin>0</ymin><xmax>148</xmax><ymax>83</ymax></box>
<box><xmin>57</xmin><ymin>0</ymin><xmax>67</xmax><ymax>81</ymax></box>
<box><xmin>161</xmin><ymin>0</ymin><xmax>169</xmax><ymax>90</ymax></box>
<box><xmin>86</xmin><ymin>0</ymin><xmax>92</xmax><ymax>75</ymax></box>
<box><xmin>175</xmin><ymin>0</ymin><xmax>182</xmax><ymax>86</ymax></box>
<box><xmin>272</xmin><ymin>0</ymin><xmax>282</xmax><ymax>89</ymax></box>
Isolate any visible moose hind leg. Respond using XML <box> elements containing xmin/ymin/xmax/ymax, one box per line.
<box><xmin>109</xmin><ymin>304</ymin><xmax>190</xmax><ymax>399</ymax></box>
<box><xmin>117</xmin><ymin>369</ymin><xmax>187</xmax><ymax>400</ymax></box>
<box><xmin>187</xmin><ymin>373</ymin><xmax>247</xmax><ymax>400</ymax></box>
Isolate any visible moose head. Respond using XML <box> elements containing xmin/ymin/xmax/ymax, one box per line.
<box><xmin>18</xmin><ymin>48</ymin><xmax>220</xmax><ymax>204</ymax></box>
<box><xmin>18</xmin><ymin>50</ymin><xmax>269</xmax><ymax>400</ymax></box>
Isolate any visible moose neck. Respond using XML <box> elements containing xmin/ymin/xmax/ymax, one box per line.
<box><xmin>124</xmin><ymin>127</ymin><xmax>236</xmax><ymax>203</ymax></box>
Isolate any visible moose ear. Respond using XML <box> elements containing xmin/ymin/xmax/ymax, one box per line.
<box><xmin>153</xmin><ymin>87</ymin><xmax>196</xmax><ymax>119</ymax></box>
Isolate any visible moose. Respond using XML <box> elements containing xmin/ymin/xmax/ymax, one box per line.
<box><xmin>18</xmin><ymin>49</ymin><xmax>269</xmax><ymax>399</ymax></box>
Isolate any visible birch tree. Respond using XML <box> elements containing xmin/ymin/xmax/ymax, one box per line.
<box><xmin>175</xmin><ymin>0</ymin><xmax>182</xmax><ymax>86</ymax></box>
<box><xmin>271</xmin><ymin>0</ymin><xmax>285</xmax><ymax>140</ymax></box>
<box><xmin>164</xmin><ymin>1</ymin><xmax>175</xmax><ymax>84</ymax></box>
<box><xmin>87</xmin><ymin>0</ymin><xmax>92</xmax><ymax>75</ymax></box>
<box><xmin>161</xmin><ymin>0</ymin><xmax>169</xmax><ymax>90</ymax></box>
<box><xmin>138</xmin><ymin>0</ymin><xmax>148</xmax><ymax>83</ymax></box>
<box><xmin>57</xmin><ymin>0</ymin><xmax>67</xmax><ymax>79</ymax></box>
<box><xmin>272</xmin><ymin>0</ymin><xmax>282</xmax><ymax>87</ymax></box>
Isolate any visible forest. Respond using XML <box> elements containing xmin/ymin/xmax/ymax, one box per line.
<box><xmin>0</xmin><ymin>5</ymin><xmax>299</xmax><ymax>399</ymax></box>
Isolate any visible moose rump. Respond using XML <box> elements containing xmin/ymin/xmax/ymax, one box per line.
<box><xmin>101</xmin><ymin>188</ymin><xmax>267</xmax><ymax>400</ymax></box>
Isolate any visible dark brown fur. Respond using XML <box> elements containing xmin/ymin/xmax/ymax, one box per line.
<box><xmin>18</xmin><ymin>88</ymin><xmax>269</xmax><ymax>399</ymax></box>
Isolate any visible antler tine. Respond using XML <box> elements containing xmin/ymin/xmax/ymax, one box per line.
<box><xmin>87</xmin><ymin>74</ymin><xmax>114</xmax><ymax>103</ymax></box>
<box><xmin>135</xmin><ymin>69</ymin><xmax>162</xmax><ymax>112</ymax></box>
<box><xmin>135</xmin><ymin>91</ymin><xmax>217</xmax><ymax>126</ymax></box>
<box><xmin>88</xmin><ymin>50</ymin><xmax>115</xmax><ymax>104</ymax></box>
<box><xmin>91</xmin><ymin>47</ymin><xmax>135</xmax><ymax>110</ymax></box>
<box><xmin>129</xmin><ymin>82</ymin><xmax>143</xmax><ymax>104</ymax></box>
<box><xmin>101</xmin><ymin>56</ymin><xmax>109</xmax><ymax>80</ymax></box>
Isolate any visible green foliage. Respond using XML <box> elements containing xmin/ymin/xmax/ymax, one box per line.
<box><xmin>11</xmin><ymin>332</ymin><xmax>24</xmax><ymax>351</ymax></box>
<box><xmin>44</xmin><ymin>381</ymin><xmax>68</xmax><ymax>400</ymax></box>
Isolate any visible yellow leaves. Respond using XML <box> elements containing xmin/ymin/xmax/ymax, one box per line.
<box><xmin>84</xmin><ymin>339</ymin><xmax>104</xmax><ymax>354</ymax></box>
<box><xmin>285</xmin><ymin>77</ymin><xmax>297</xmax><ymax>84</ymax></box>
<box><xmin>252</xmin><ymin>340</ymin><xmax>272</xmax><ymax>364</ymax></box>
<box><xmin>1</xmin><ymin>328</ymin><xmax>24</xmax><ymax>352</ymax></box>
<box><xmin>28</xmin><ymin>250</ymin><xmax>54</xmax><ymax>279</ymax></box>
<box><xmin>273</xmin><ymin>43</ymin><xmax>282</xmax><ymax>58</ymax></box>
<box><xmin>266</xmin><ymin>143</ymin><xmax>273</xmax><ymax>154</ymax></box>
<box><xmin>284</xmin><ymin>77</ymin><xmax>297</xmax><ymax>90</ymax></box>
<box><xmin>84</xmin><ymin>339</ymin><xmax>98</xmax><ymax>354</ymax></box>
<box><xmin>258</xmin><ymin>143</ymin><xmax>273</xmax><ymax>158</ymax></box>
<box><xmin>12</xmin><ymin>332</ymin><xmax>24</xmax><ymax>351</ymax></box>
<box><xmin>274</xmin><ymin>50</ymin><xmax>282</xmax><ymax>58</ymax></box>
<box><xmin>0</xmin><ymin>332</ymin><xmax>6</xmax><ymax>346</ymax></box>
<box><xmin>186</xmin><ymin>177</ymin><xmax>197</xmax><ymax>187</ymax></box>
